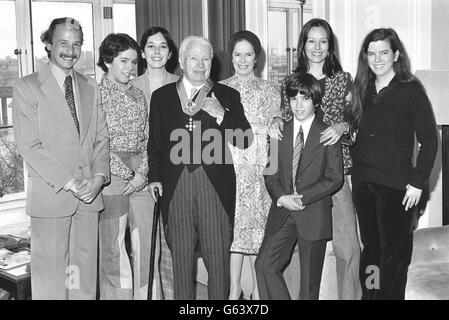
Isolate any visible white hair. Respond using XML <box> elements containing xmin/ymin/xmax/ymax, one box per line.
<box><xmin>179</xmin><ymin>36</ymin><xmax>214</xmax><ymax>60</ymax></box>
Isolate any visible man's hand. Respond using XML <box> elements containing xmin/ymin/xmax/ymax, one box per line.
<box><xmin>202</xmin><ymin>93</ymin><xmax>225</xmax><ymax>122</ymax></box>
<box><xmin>76</xmin><ymin>176</ymin><xmax>105</xmax><ymax>204</ymax></box>
<box><xmin>278</xmin><ymin>194</ymin><xmax>305</xmax><ymax>211</ymax></box>
<box><xmin>123</xmin><ymin>172</ymin><xmax>146</xmax><ymax>196</ymax></box>
<box><xmin>402</xmin><ymin>184</ymin><xmax>422</xmax><ymax>211</ymax></box>
<box><xmin>269</xmin><ymin>117</ymin><xmax>284</xmax><ymax>140</ymax></box>
<box><xmin>320</xmin><ymin>122</ymin><xmax>346</xmax><ymax>146</ymax></box>
<box><xmin>149</xmin><ymin>182</ymin><xmax>163</xmax><ymax>202</ymax></box>
<box><xmin>69</xmin><ymin>180</ymin><xmax>85</xmax><ymax>198</ymax></box>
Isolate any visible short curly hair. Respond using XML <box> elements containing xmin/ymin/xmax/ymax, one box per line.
<box><xmin>97</xmin><ymin>33</ymin><xmax>141</xmax><ymax>73</ymax></box>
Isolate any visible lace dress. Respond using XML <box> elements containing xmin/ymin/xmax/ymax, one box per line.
<box><xmin>220</xmin><ymin>74</ymin><xmax>281</xmax><ymax>254</ymax></box>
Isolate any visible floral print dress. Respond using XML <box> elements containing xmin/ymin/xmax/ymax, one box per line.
<box><xmin>220</xmin><ymin>74</ymin><xmax>281</xmax><ymax>254</ymax></box>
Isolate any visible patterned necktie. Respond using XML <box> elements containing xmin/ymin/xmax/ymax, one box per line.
<box><xmin>64</xmin><ymin>74</ymin><xmax>80</xmax><ymax>134</ymax></box>
<box><xmin>292</xmin><ymin>125</ymin><xmax>304</xmax><ymax>193</ymax></box>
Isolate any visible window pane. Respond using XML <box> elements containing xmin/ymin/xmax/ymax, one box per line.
<box><xmin>113</xmin><ymin>3</ymin><xmax>136</xmax><ymax>40</ymax></box>
<box><xmin>31</xmin><ymin>1</ymin><xmax>95</xmax><ymax>79</ymax></box>
<box><xmin>0</xmin><ymin>0</ymin><xmax>24</xmax><ymax>197</ymax></box>
<box><xmin>268</xmin><ymin>10</ymin><xmax>288</xmax><ymax>87</ymax></box>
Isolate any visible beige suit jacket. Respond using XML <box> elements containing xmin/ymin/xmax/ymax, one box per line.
<box><xmin>131</xmin><ymin>70</ymin><xmax>179</xmax><ymax>112</ymax></box>
<box><xmin>12</xmin><ymin>64</ymin><xmax>110</xmax><ymax>218</ymax></box>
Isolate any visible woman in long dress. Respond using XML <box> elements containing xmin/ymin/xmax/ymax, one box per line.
<box><xmin>220</xmin><ymin>30</ymin><xmax>281</xmax><ymax>300</ymax></box>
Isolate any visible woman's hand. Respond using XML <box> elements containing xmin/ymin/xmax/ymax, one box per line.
<box><xmin>123</xmin><ymin>172</ymin><xmax>146</xmax><ymax>196</ymax></box>
<box><xmin>402</xmin><ymin>184</ymin><xmax>422</xmax><ymax>211</ymax></box>
<box><xmin>320</xmin><ymin>122</ymin><xmax>346</xmax><ymax>146</ymax></box>
<box><xmin>269</xmin><ymin>117</ymin><xmax>284</xmax><ymax>140</ymax></box>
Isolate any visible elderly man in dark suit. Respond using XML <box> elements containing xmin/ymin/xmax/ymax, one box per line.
<box><xmin>255</xmin><ymin>73</ymin><xmax>343</xmax><ymax>300</ymax></box>
<box><xmin>148</xmin><ymin>35</ymin><xmax>252</xmax><ymax>300</ymax></box>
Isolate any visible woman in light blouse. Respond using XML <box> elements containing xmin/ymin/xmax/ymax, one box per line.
<box><xmin>132</xmin><ymin>27</ymin><xmax>179</xmax><ymax>300</ymax></box>
<box><xmin>97</xmin><ymin>33</ymin><xmax>151</xmax><ymax>300</ymax></box>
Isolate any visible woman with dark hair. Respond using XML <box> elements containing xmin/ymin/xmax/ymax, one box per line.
<box><xmin>131</xmin><ymin>27</ymin><xmax>179</xmax><ymax>300</ymax></box>
<box><xmin>220</xmin><ymin>30</ymin><xmax>281</xmax><ymax>300</ymax></box>
<box><xmin>271</xmin><ymin>18</ymin><xmax>361</xmax><ymax>300</ymax></box>
<box><xmin>97</xmin><ymin>33</ymin><xmax>152</xmax><ymax>300</ymax></box>
<box><xmin>132</xmin><ymin>27</ymin><xmax>178</xmax><ymax>106</ymax></box>
<box><xmin>350</xmin><ymin>28</ymin><xmax>437</xmax><ymax>300</ymax></box>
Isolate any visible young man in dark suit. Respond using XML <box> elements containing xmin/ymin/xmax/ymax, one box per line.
<box><xmin>255</xmin><ymin>73</ymin><xmax>343</xmax><ymax>300</ymax></box>
<box><xmin>148</xmin><ymin>36</ymin><xmax>252</xmax><ymax>300</ymax></box>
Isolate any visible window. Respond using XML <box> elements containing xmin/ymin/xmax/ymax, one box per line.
<box><xmin>32</xmin><ymin>1</ymin><xmax>96</xmax><ymax>78</ymax></box>
<box><xmin>113</xmin><ymin>1</ymin><xmax>136</xmax><ymax>40</ymax></box>
<box><xmin>267</xmin><ymin>0</ymin><xmax>313</xmax><ymax>86</ymax></box>
<box><xmin>0</xmin><ymin>0</ymin><xmax>24</xmax><ymax>199</ymax></box>
<box><xmin>0</xmin><ymin>0</ymin><xmax>135</xmax><ymax>206</ymax></box>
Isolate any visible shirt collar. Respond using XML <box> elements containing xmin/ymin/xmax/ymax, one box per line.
<box><xmin>294</xmin><ymin>113</ymin><xmax>315</xmax><ymax>129</ymax></box>
<box><xmin>293</xmin><ymin>113</ymin><xmax>315</xmax><ymax>144</ymax></box>
<box><xmin>49</xmin><ymin>61</ymin><xmax>75</xmax><ymax>90</ymax></box>
<box><xmin>182</xmin><ymin>76</ymin><xmax>205</xmax><ymax>97</ymax></box>
<box><xmin>101</xmin><ymin>72</ymin><xmax>133</xmax><ymax>92</ymax></box>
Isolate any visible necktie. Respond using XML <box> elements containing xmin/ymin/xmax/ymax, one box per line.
<box><xmin>64</xmin><ymin>74</ymin><xmax>80</xmax><ymax>134</ymax></box>
<box><xmin>292</xmin><ymin>125</ymin><xmax>304</xmax><ymax>193</ymax></box>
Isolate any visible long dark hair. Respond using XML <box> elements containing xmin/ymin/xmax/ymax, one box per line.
<box><xmin>139</xmin><ymin>26</ymin><xmax>177</xmax><ymax>73</ymax></box>
<box><xmin>349</xmin><ymin>28</ymin><xmax>414</xmax><ymax>127</ymax></box>
<box><xmin>294</xmin><ymin>18</ymin><xmax>342</xmax><ymax>77</ymax></box>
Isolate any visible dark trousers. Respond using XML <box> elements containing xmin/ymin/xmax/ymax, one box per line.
<box><xmin>352</xmin><ymin>180</ymin><xmax>414</xmax><ymax>300</ymax></box>
<box><xmin>166</xmin><ymin>167</ymin><xmax>231</xmax><ymax>300</ymax></box>
<box><xmin>255</xmin><ymin>215</ymin><xmax>327</xmax><ymax>300</ymax></box>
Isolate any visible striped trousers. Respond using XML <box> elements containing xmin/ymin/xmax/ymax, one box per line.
<box><xmin>167</xmin><ymin>167</ymin><xmax>231</xmax><ymax>300</ymax></box>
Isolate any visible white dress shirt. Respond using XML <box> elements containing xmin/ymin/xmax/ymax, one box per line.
<box><xmin>182</xmin><ymin>76</ymin><xmax>204</xmax><ymax>99</ymax></box>
<box><xmin>293</xmin><ymin>113</ymin><xmax>315</xmax><ymax>149</ymax></box>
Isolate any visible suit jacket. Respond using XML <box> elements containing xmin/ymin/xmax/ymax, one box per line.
<box><xmin>148</xmin><ymin>80</ymin><xmax>253</xmax><ymax>225</ymax></box>
<box><xmin>12</xmin><ymin>64</ymin><xmax>110</xmax><ymax>218</ymax></box>
<box><xmin>131</xmin><ymin>70</ymin><xmax>179</xmax><ymax>110</ymax></box>
<box><xmin>264</xmin><ymin>116</ymin><xmax>343</xmax><ymax>241</ymax></box>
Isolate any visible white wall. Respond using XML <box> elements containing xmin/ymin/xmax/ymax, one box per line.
<box><xmin>329</xmin><ymin>0</ymin><xmax>432</xmax><ymax>76</ymax></box>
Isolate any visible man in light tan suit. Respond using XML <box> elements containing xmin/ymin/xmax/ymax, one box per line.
<box><xmin>12</xmin><ymin>17</ymin><xmax>110</xmax><ymax>300</ymax></box>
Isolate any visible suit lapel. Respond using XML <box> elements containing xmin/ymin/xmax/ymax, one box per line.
<box><xmin>281</xmin><ymin>120</ymin><xmax>294</xmax><ymax>189</ymax></box>
<box><xmin>297</xmin><ymin>117</ymin><xmax>321</xmax><ymax>176</ymax></box>
<box><xmin>39</xmin><ymin>66</ymin><xmax>79</xmax><ymax>140</ymax></box>
<box><xmin>75</xmin><ymin>72</ymin><xmax>93</xmax><ymax>143</ymax></box>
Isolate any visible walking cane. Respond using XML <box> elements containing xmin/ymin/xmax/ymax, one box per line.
<box><xmin>148</xmin><ymin>187</ymin><xmax>161</xmax><ymax>300</ymax></box>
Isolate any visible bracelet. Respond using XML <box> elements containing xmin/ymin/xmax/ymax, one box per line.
<box><xmin>342</xmin><ymin>122</ymin><xmax>350</xmax><ymax>134</ymax></box>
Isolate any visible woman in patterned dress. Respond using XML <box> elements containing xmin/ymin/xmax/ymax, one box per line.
<box><xmin>132</xmin><ymin>27</ymin><xmax>179</xmax><ymax>300</ymax></box>
<box><xmin>97</xmin><ymin>33</ymin><xmax>152</xmax><ymax>300</ymax></box>
<box><xmin>271</xmin><ymin>18</ymin><xmax>362</xmax><ymax>300</ymax></box>
<box><xmin>221</xmin><ymin>30</ymin><xmax>281</xmax><ymax>300</ymax></box>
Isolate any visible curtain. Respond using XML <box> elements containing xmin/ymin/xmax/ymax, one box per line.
<box><xmin>135</xmin><ymin>0</ymin><xmax>203</xmax><ymax>75</ymax></box>
<box><xmin>135</xmin><ymin>0</ymin><xmax>245</xmax><ymax>80</ymax></box>
<box><xmin>208</xmin><ymin>0</ymin><xmax>245</xmax><ymax>81</ymax></box>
